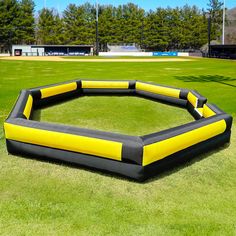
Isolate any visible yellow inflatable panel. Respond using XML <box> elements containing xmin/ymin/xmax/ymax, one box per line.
<box><xmin>187</xmin><ymin>92</ymin><xmax>198</xmax><ymax>107</ymax></box>
<box><xmin>23</xmin><ymin>95</ymin><xmax>33</xmax><ymax>119</ymax></box>
<box><xmin>136</xmin><ymin>82</ymin><xmax>180</xmax><ymax>98</ymax></box>
<box><xmin>203</xmin><ymin>104</ymin><xmax>216</xmax><ymax>118</ymax></box>
<box><xmin>4</xmin><ymin>123</ymin><xmax>122</xmax><ymax>161</ymax></box>
<box><xmin>82</xmin><ymin>81</ymin><xmax>129</xmax><ymax>89</ymax></box>
<box><xmin>41</xmin><ymin>82</ymin><xmax>77</xmax><ymax>99</ymax></box>
<box><xmin>142</xmin><ymin>119</ymin><xmax>226</xmax><ymax>166</ymax></box>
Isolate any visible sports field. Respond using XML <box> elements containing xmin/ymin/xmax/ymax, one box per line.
<box><xmin>0</xmin><ymin>57</ymin><xmax>236</xmax><ymax>235</ymax></box>
<box><xmin>0</xmin><ymin>56</ymin><xmax>193</xmax><ymax>62</ymax></box>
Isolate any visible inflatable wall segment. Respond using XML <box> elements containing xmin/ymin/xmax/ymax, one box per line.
<box><xmin>4</xmin><ymin>80</ymin><xmax>233</xmax><ymax>181</ymax></box>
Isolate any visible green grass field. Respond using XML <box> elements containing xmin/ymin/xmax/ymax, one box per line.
<box><xmin>37</xmin><ymin>96</ymin><xmax>194</xmax><ymax>135</ymax></box>
<box><xmin>0</xmin><ymin>57</ymin><xmax>236</xmax><ymax>235</ymax></box>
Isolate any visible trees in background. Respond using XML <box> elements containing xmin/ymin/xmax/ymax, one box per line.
<box><xmin>37</xmin><ymin>8</ymin><xmax>64</xmax><ymax>44</ymax></box>
<box><xmin>63</xmin><ymin>3</ymin><xmax>95</xmax><ymax>45</ymax></box>
<box><xmin>0</xmin><ymin>0</ymin><xmax>227</xmax><ymax>53</ymax></box>
<box><xmin>0</xmin><ymin>0</ymin><xmax>20</xmax><ymax>52</ymax></box>
<box><xmin>0</xmin><ymin>0</ymin><xmax>35</xmax><ymax>52</ymax></box>
<box><xmin>98</xmin><ymin>3</ymin><xmax>145</xmax><ymax>50</ymax></box>
<box><xmin>207</xmin><ymin>0</ymin><xmax>224</xmax><ymax>40</ymax></box>
<box><xmin>143</xmin><ymin>9</ymin><xmax>169</xmax><ymax>51</ymax></box>
<box><xmin>17</xmin><ymin>0</ymin><xmax>35</xmax><ymax>44</ymax></box>
<box><xmin>139</xmin><ymin>6</ymin><xmax>208</xmax><ymax>51</ymax></box>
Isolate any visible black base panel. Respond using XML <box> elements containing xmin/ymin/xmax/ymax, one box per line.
<box><xmin>136</xmin><ymin>90</ymin><xmax>187</xmax><ymax>108</ymax></box>
<box><xmin>187</xmin><ymin>103</ymin><xmax>202</xmax><ymax>120</ymax></box>
<box><xmin>142</xmin><ymin>131</ymin><xmax>231</xmax><ymax>180</ymax></box>
<box><xmin>34</xmin><ymin>90</ymin><xmax>80</xmax><ymax>109</ymax></box>
<box><xmin>6</xmin><ymin>139</ymin><xmax>144</xmax><ymax>181</ymax></box>
<box><xmin>6</xmin><ymin>131</ymin><xmax>230</xmax><ymax>182</ymax></box>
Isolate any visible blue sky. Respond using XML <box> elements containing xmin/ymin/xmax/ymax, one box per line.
<box><xmin>35</xmin><ymin>0</ymin><xmax>236</xmax><ymax>12</ymax></box>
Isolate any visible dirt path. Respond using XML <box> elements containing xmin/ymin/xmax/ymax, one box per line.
<box><xmin>0</xmin><ymin>56</ymin><xmax>194</xmax><ymax>62</ymax></box>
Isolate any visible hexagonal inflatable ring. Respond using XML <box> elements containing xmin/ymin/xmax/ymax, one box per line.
<box><xmin>4</xmin><ymin>80</ymin><xmax>232</xmax><ymax>181</ymax></box>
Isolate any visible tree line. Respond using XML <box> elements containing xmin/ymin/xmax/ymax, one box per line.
<box><xmin>0</xmin><ymin>0</ymin><xmax>224</xmax><ymax>53</ymax></box>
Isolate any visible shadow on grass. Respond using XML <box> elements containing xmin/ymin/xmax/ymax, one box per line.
<box><xmin>174</xmin><ymin>75</ymin><xmax>236</xmax><ymax>88</ymax></box>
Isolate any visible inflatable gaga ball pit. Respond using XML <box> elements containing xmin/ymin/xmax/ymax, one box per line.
<box><xmin>4</xmin><ymin>80</ymin><xmax>232</xmax><ymax>181</ymax></box>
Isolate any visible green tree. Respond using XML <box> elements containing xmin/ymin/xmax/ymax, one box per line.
<box><xmin>143</xmin><ymin>8</ymin><xmax>169</xmax><ymax>51</ymax></box>
<box><xmin>98</xmin><ymin>5</ymin><xmax>117</xmax><ymax>49</ymax></box>
<box><xmin>17</xmin><ymin>0</ymin><xmax>35</xmax><ymax>44</ymax></box>
<box><xmin>180</xmin><ymin>5</ymin><xmax>207</xmax><ymax>49</ymax></box>
<box><xmin>0</xmin><ymin>1</ymin><xmax>213</xmax><ymax>53</ymax></box>
<box><xmin>207</xmin><ymin>0</ymin><xmax>224</xmax><ymax>40</ymax></box>
<box><xmin>113</xmin><ymin>5</ymin><xmax>125</xmax><ymax>43</ymax></box>
<box><xmin>121</xmin><ymin>3</ymin><xmax>145</xmax><ymax>44</ymax></box>
<box><xmin>63</xmin><ymin>3</ymin><xmax>95</xmax><ymax>45</ymax></box>
<box><xmin>37</xmin><ymin>8</ymin><xmax>64</xmax><ymax>44</ymax></box>
<box><xmin>0</xmin><ymin>0</ymin><xmax>19</xmax><ymax>52</ymax></box>
<box><xmin>98</xmin><ymin>3</ymin><xmax>144</xmax><ymax>48</ymax></box>
<box><xmin>53</xmin><ymin>13</ymin><xmax>66</xmax><ymax>44</ymax></box>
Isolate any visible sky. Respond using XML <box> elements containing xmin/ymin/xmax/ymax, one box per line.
<box><xmin>35</xmin><ymin>0</ymin><xmax>236</xmax><ymax>13</ymax></box>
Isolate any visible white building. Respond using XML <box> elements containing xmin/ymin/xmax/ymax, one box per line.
<box><xmin>12</xmin><ymin>45</ymin><xmax>94</xmax><ymax>56</ymax></box>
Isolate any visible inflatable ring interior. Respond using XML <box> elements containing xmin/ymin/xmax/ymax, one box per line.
<box><xmin>4</xmin><ymin>80</ymin><xmax>233</xmax><ymax>181</ymax></box>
